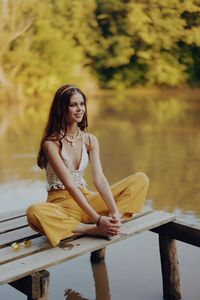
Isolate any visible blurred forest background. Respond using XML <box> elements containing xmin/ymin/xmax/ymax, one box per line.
<box><xmin>0</xmin><ymin>0</ymin><xmax>200</xmax><ymax>138</ymax></box>
<box><xmin>1</xmin><ymin>0</ymin><xmax>200</xmax><ymax>96</ymax></box>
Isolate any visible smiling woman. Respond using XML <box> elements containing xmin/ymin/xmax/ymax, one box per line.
<box><xmin>67</xmin><ymin>93</ymin><xmax>86</xmax><ymax>126</ymax></box>
<box><xmin>26</xmin><ymin>84</ymin><xmax>149</xmax><ymax>247</ymax></box>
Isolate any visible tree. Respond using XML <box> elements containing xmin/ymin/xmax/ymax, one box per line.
<box><xmin>90</xmin><ymin>0</ymin><xmax>200</xmax><ymax>87</ymax></box>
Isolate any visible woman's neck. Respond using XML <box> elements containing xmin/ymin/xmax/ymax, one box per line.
<box><xmin>67</xmin><ymin>124</ymin><xmax>78</xmax><ymax>135</ymax></box>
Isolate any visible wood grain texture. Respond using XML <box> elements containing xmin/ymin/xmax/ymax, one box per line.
<box><xmin>10</xmin><ymin>270</ymin><xmax>50</xmax><ymax>299</ymax></box>
<box><xmin>0</xmin><ymin>236</ymin><xmax>50</xmax><ymax>265</ymax></box>
<box><xmin>151</xmin><ymin>220</ymin><xmax>200</xmax><ymax>247</ymax></box>
<box><xmin>0</xmin><ymin>209</ymin><xmax>25</xmax><ymax>222</ymax></box>
<box><xmin>159</xmin><ymin>235</ymin><xmax>181</xmax><ymax>300</ymax></box>
<box><xmin>0</xmin><ymin>216</ymin><xmax>28</xmax><ymax>234</ymax></box>
<box><xmin>90</xmin><ymin>248</ymin><xmax>106</xmax><ymax>263</ymax></box>
<box><xmin>0</xmin><ymin>210</ymin><xmax>175</xmax><ymax>284</ymax></box>
<box><xmin>0</xmin><ymin>227</ymin><xmax>40</xmax><ymax>248</ymax></box>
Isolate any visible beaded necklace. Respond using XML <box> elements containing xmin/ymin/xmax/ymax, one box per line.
<box><xmin>65</xmin><ymin>128</ymin><xmax>81</xmax><ymax>146</ymax></box>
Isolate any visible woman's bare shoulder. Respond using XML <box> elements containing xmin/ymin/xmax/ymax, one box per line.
<box><xmin>43</xmin><ymin>139</ymin><xmax>60</xmax><ymax>153</ymax></box>
<box><xmin>82</xmin><ymin>131</ymin><xmax>98</xmax><ymax>151</ymax></box>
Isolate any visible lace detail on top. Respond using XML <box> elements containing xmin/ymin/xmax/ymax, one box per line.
<box><xmin>45</xmin><ymin>135</ymin><xmax>89</xmax><ymax>191</ymax></box>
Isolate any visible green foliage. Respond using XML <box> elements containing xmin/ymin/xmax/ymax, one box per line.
<box><xmin>94</xmin><ymin>0</ymin><xmax>200</xmax><ymax>87</ymax></box>
<box><xmin>0</xmin><ymin>0</ymin><xmax>97</xmax><ymax>100</ymax></box>
<box><xmin>0</xmin><ymin>0</ymin><xmax>200</xmax><ymax>98</ymax></box>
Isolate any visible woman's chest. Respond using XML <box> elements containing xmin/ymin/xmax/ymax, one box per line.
<box><xmin>62</xmin><ymin>139</ymin><xmax>83</xmax><ymax>170</ymax></box>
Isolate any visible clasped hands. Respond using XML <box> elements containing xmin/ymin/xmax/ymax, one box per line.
<box><xmin>98</xmin><ymin>213</ymin><xmax>121</xmax><ymax>237</ymax></box>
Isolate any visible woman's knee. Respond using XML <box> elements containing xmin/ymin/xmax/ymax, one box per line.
<box><xmin>26</xmin><ymin>203</ymin><xmax>43</xmax><ymax>223</ymax></box>
<box><xmin>26</xmin><ymin>203</ymin><xmax>38</xmax><ymax>216</ymax></box>
<box><xmin>132</xmin><ymin>172</ymin><xmax>150</xmax><ymax>187</ymax></box>
<box><xmin>26</xmin><ymin>203</ymin><xmax>45</xmax><ymax>232</ymax></box>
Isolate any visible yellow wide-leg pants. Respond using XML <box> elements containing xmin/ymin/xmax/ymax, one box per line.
<box><xmin>26</xmin><ymin>172</ymin><xmax>149</xmax><ymax>247</ymax></box>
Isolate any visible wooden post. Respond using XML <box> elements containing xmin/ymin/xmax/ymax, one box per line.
<box><xmin>159</xmin><ymin>234</ymin><xmax>181</xmax><ymax>300</ymax></box>
<box><xmin>10</xmin><ymin>270</ymin><xmax>50</xmax><ymax>300</ymax></box>
<box><xmin>33</xmin><ymin>270</ymin><xmax>49</xmax><ymax>300</ymax></box>
<box><xmin>90</xmin><ymin>248</ymin><xmax>106</xmax><ymax>263</ymax></box>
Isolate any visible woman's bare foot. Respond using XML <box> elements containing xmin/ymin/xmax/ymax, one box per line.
<box><xmin>73</xmin><ymin>223</ymin><xmax>110</xmax><ymax>238</ymax></box>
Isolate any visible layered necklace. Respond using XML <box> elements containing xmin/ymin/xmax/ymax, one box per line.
<box><xmin>65</xmin><ymin>127</ymin><xmax>81</xmax><ymax>146</ymax></box>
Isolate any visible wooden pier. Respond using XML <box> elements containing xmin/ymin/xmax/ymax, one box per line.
<box><xmin>0</xmin><ymin>208</ymin><xmax>199</xmax><ymax>299</ymax></box>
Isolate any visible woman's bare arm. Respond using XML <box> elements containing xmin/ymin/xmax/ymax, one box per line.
<box><xmin>88</xmin><ymin>134</ymin><xmax>120</xmax><ymax>219</ymax></box>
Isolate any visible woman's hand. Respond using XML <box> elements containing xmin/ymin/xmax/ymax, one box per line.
<box><xmin>111</xmin><ymin>211</ymin><xmax>121</xmax><ymax>224</ymax></box>
<box><xmin>98</xmin><ymin>215</ymin><xmax>121</xmax><ymax>237</ymax></box>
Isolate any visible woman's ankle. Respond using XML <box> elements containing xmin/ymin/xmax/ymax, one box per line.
<box><xmin>74</xmin><ymin>223</ymin><xmax>108</xmax><ymax>237</ymax></box>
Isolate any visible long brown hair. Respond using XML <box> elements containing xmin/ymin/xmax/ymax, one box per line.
<box><xmin>37</xmin><ymin>85</ymin><xmax>88</xmax><ymax>169</ymax></box>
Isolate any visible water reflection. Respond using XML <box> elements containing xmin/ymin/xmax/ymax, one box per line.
<box><xmin>64</xmin><ymin>289</ymin><xmax>88</xmax><ymax>300</ymax></box>
<box><xmin>64</xmin><ymin>261</ymin><xmax>110</xmax><ymax>300</ymax></box>
<box><xmin>93</xmin><ymin>123</ymin><xmax>200</xmax><ymax>218</ymax></box>
<box><xmin>0</xmin><ymin>91</ymin><xmax>200</xmax><ymax>221</ymax></box>
<box><xmin>91</xmin><ymin>261</ymin><xmax>110</xmax><ymax>300</ymax></box>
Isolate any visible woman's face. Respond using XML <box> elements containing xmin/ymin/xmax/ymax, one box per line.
<box><xmin>67</xmin><ymin>92</ymin><xmax>86</xmax><ymax>125</ymax></box>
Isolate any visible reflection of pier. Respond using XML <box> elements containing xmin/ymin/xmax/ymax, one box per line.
<box><xmin>0</xmin><ymin>209</ymin><xmax>199</xmax><ymax>299</ymax></box>
<box><xmin>91</xmin><ymin>251</ymin><xmax>110</xmax><ymax>300</ymax></box>
<box><xmin>64</xmin><ymin>256</ymin><xmax>110</xmax><ymax>300</ymax></box>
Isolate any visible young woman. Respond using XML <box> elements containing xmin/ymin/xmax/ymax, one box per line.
<box><xmin>26</xmin><ymin>85</ymin><xmax>149</xmax><ymax>247</ymax></box>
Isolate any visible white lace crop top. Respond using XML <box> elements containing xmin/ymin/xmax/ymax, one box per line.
<box><xmin>45</xmin><ymin>136</ymin><xmax>89</xmax><ymax>191</ymax></box>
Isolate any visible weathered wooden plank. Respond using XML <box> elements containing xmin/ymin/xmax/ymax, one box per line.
<box><xmin>0</xmin><ymin>211</ymin><xmax>175</xmax><ymax>284</ymax></box>
<box><xmin>0</xmin><ymin>216</ymin><xmax>28</xmax><ymax>234</ymax></box>
<box><xmin>0</xmin><ymin>208</ymin><xmax>153</xmax><ymax>264</ymax></box>
<box><xmin>0</xmin><ymin>209</ymin><xmax>26</xmax><ymax>223</ymax></box>
<box><xmin>0</xmin><ymin>236</ymin><xmax>50</xmax><ymax>265</ymax></box>
<box><xmin>151</xmin><ymin>219</ymin><xmax>200</xmax><ymax>247</ymax></box>
<box><xmin>0</xmin><ymin>227</ymin><xmax>40</xmax><ymax>248</ymax></box>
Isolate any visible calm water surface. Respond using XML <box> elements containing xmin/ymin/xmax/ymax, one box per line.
<box><xmin>0</xmin><ymin>90</ymin><xmax>200</xmax><ymax>299</ymax></box>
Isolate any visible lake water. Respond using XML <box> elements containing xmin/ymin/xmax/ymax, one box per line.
<box><xmin>0</xmin><ymin>89</ymin><xmax>200</xmax><ymax>299</ymax></box>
